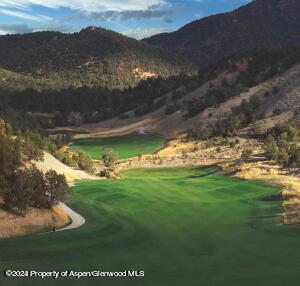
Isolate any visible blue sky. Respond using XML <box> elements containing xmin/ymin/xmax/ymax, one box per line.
<box><xmin>0</xmin><ymin>0</ymin><xmax>251</xmax><ymax>38</ymax></box>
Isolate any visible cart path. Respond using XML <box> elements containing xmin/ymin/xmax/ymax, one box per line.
<box><xmin>56</xmin><ymin>202</ymin><xmax>85</xmax><ymax>232</ymax></box>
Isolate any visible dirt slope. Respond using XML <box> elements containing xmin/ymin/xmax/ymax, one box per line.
<box><xmin>33</xmin><ymin>152</ymin><xmax>98</xmax><ymax>182</ymax></box>
<box><xmin>0</xmin><ymin>203</ymin><xmax>69</xmax><ymax>239</ymax></box>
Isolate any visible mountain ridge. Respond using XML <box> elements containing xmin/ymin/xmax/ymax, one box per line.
<box><xmin>0</xmin><ymin>27</ymin><xmax>195</xmax><ymax>90</ymax></box>
<box><xmin>145</xmin><ymin>0</ymin><xmax>300</xmax><ymax>67</ymax></box>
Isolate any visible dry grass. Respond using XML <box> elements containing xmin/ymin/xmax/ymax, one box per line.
<box><xmin>118</xmin><ymin>137</ymin><xmax>262</xmax><ymax>171</ymax></box>
<box><xmin>0</xmin><ymin>204</ymin><xmax>69</xmax><ymax>239</ymax></box>
<box><xmin>236</xmin><ymin>161</ymin><xmax>300</xmax><ymax>226</ymax></box>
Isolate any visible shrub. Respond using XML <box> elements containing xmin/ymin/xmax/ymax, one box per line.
<box><xmin>3</xmin><ymin>167</ymin><xmax>70</xmax><ymax>214</ymax></box>
<box><xmin>251</xmin><ymin>122</ymin><xmax>263</xmax><ymax>136</ymax></box>
<box><xmin>182</xmin><ymin>150</ymin><xmax>188</xmax><ymax>159</ymax></box>
<box><xmin>45</xmin><ymin>170</ymin><xmax>71</xmax><ymax>206</ymax></box>
<box><xmin>229</xmin><ymin>141</ymin><xmax>235</xmax><ymax>148</ymax></box>
<box><xmin>241</xmin><ymin>149</ymin><xmax>253</xmax><ymax>160</ymax></box>
<box><xmin>273</xmin><ymin>107</ymin><xmax>282</xmax><ymax>116</ymax></box>
<box><xmin>188</xmin><ymin>122</ymin><xmax>214</xmax><ymax>140</ymax></box>
<box><xmin>102</xmin><ymin>148</ymin><xmax>118</xmax><ymax>168</ymax></box>
<box><xmin>264</xmin><ymin>124</ymin><xmax>299</xmax><ymax>167</ymax></box>
<box><xmin>62</xmin><ymin>155</ymin><xmax>77</xmax><ymax>167</ymax></box>
<box><xmin>78</xmin><ymin>152</ymin><xmax>94</xmax><ymax>173</ymax></box>
<box><xmin>22</xmin><ymin>136</ymin><xmax>44</xmax><ymax>161</ymax></box>
<box><xmin>272</xmin><ymin>86</ymin><xmax>280</xmax><ymax>94</ymax></box>
<box><xmin>3</xmin><ymin>169</ymin><xmax>33</xmax><ymax>214</ymax></box>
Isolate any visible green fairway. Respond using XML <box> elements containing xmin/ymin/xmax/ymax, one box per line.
<box><xmin>69</xmin><ymin>133</ymin><xmax>165</xmax><ymax>160</ymax></box>
<box><xmin>1</xmin><ymin>167</ymin><xmax>300</xmax><ymax>286</ymax></box>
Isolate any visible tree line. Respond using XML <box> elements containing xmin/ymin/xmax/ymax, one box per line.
<box><xmin>264</xmin><ymin>124</ymin><xmax>300</xmax><ymax>167</ymax></box>
<box><xmin>0</xmin><ymin>118</ymin><xmax>70</xmax><ymax>215</ymax></box>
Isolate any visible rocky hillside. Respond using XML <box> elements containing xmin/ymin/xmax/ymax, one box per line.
<box><xmin>0</xmin><ymin>27</ymin><xmax>195</xmax><ymax>91</ymax></box>
<box><xmin>145</xmin><ymin>0</ymin><xmax>300</xmax><ymax>68</ymax></box>
<box><xmin>74</xmin><ymin>56</ymin><xmax>300</xmax><ymax>137</ymax></box>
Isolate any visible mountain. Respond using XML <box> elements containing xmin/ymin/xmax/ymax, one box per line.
<box><xmin>145</xmin><ymin>0</ymin><xmax>300</xmax><ymax>68</ymax></box>
<box><xmin>0</xmin><ymin>27</ymin><xmax>195</xmax><ymax>91</ymax></box>
<box><xmin>79</xmin><ymin>48</ymin><xmax>300</xmax><ymax>138</ymax></box>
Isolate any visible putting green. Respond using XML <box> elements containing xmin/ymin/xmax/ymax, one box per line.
<box><xmin>1</xmin><ymin>167</ymin><xmax>300</xmax><ymax>286</ymax></box>
<box><xmin>69</xmin><ymin>133</ymin><xmax>165</xmax><ymax>160</ymax></box>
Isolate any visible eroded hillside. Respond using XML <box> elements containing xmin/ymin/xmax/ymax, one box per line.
<box><xmin>65</xmin><ymin>62</ymin><xmax>300</xmax><ymax>138</ymax></box>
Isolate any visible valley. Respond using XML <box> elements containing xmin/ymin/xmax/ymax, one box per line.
<box><xmin>0</xmin><ymin>0</ymin><xmax>300</xmax><ymax>285</ymax></box>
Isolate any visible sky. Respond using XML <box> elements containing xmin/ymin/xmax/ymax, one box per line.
<box><xmin>0</xmin><ymin>0</ymin><xmax>251</xmax><ymax>39</ymax></box>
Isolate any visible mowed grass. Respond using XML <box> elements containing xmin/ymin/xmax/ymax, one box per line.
<box><xmin>70</xmin><ymin>133</ymin><xmax>165</xmax><ymax>160</ymax></box>
<box><xmin>1</xmin><ymin>167</ymin><xmax>300</xmax><ymax>286</ymax></box>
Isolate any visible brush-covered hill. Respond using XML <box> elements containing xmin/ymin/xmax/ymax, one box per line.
<box><xmin>74</xmin><ymin>47</ymin><xmax>300</xmax><ymax>137</ymax></box>
<box><xmin>145</xmin><ymin>0</ymin><xmax>300</xmax><ymax>68</ymax></box>
<box><xmin>0</xmin><ymin>27</ymin><xmax>195</xmax><ymax>91</ymax></box>
<box><xmin>1</xmin><ymin>46</ymin><xmax>299</xmax><ymax>130</ymax></box>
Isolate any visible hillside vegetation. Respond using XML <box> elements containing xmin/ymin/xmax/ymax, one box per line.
<box><xmin>0</xmin><ymin>27</ymin><xmax>195</xmax><ymax>91</ymax></box>
<box><xmin>145</xmin><ymin>0</ymin><xmax>300</xmax><ymax>67</ymax></box>
<box><xmin>1</xmin><ymin>47</ymin><xmax>299</xmax><ymax>131</ymax></box>
<box><xmin>0</xmin><ymin>119</ymin><xmax>71</xmax><ymax>217</ymax></box>
<box><xmin>64</xmin><ymin>47</ymin><xmax>300</xmax><ymax>139</ymax></box>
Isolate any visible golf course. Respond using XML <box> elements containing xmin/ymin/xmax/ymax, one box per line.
<box><xmin>70</xmin><ymin>133</ymin><xmax>165</xmax><ymax>160</ymax></box>
<box><xmin>1</xmin><ymin>167</ymin><xmax>300</xmax><ymax>286</ymax></box>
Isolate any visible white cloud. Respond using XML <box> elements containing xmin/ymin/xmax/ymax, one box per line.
<box><xmin>123</xmin><ymin>27</ymin><xmax>172</xmax><ymax>39</ymax></box>
<box><xmin>89</xmin><ymin>3</ymin><xmax>180</xmax><ymax>22</ymax></box>
<box><xmin>0</xmin><ymin>23</ymin><xmax>74</xmax><ymax>34</ymax></box>
<box><xmin>0</xmin><ymin>0</ymin><xmax>167</xmax><ymax>13</ymax></box>
<box><xmin>0</xmin><ymin>23</ymin><xmax>34</xmax><ymax>34</ymax></box>
<box><xmin>0</xmin><ymin>8</ymin><xmax>52</xmax><ymax>21</ymax></box>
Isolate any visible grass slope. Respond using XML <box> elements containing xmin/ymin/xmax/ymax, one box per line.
<box><xmin>70</xmin><ymin>133</ymin><xmax>165</xmax><ymax>160</ymax></box>
<box><xmin>1</xmin><ymin>167</ymin><xmax>300</xmax><ymax>286</ymax></box>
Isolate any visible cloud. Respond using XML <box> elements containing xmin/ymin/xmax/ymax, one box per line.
<box><xmin>164</xmin><ymin>17</ymin><xmax>173</xmax><ymax>23</ymax></box>
<box><xmin>0</xmin><ymin>0</ymin><xmax>167</xmax><ymax>13</ymax></box>
<box><xmin>123</xmin><ymin>27</ymin><xmax>172</xmax><ymax>39</ymax></box>
<box><xmin>0</xmin><ymin>1</ymin><xmax>178</xmax><ymax>26</ymax></box>
<box><xmin>0</xmin><ymin>23</ymin><xmax>34</xmax><ymax>34</ymax></box>
<box><xmin>0</xmin><ymin>24</ymin><xmax>167</xmax><ymax>37</ymax></box>
<box><xmin>0</xmin><ymin>8</ymin><xmax>52</xmax><ymax>21</ymax></box>
<box><xmin>0</xmin><ymin>23</ymin><xmax>74</xmax><ymax>35</ymax></box>
<box><xmin>82</xmin><ymin>3</ymin><xmax>182</xmax><ymax>22</ymax></box>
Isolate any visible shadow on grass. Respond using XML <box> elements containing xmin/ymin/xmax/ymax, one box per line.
<box><xmin>187</xmin><ymin>165</ymin><xmax>221</xmax><ymax>179</ymax></box>
<box><xmin>187</xmin><ymin>165</ymin><xmax>237</xmax><ymax>179</ymax></box>
<box><xmin>260</xmin><ymin>193</ymin><xmax>298</xmax><ymax>202</ymax></box>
